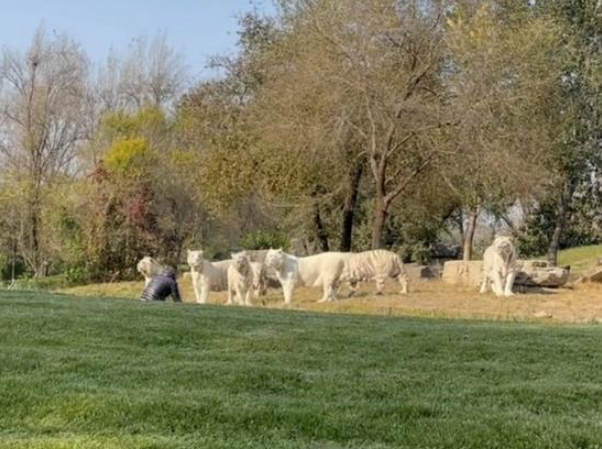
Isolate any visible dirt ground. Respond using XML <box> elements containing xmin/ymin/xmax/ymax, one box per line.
<box><xmin>61</xmin><ymin>277</ymin><xmax>602</xmax><ymax>324</ymax></box>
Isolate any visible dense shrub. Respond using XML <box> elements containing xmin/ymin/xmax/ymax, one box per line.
<box><xmin>240</xmin><ymin>230</ymin><xmax>289</xmax><ymax>251</ymax></box>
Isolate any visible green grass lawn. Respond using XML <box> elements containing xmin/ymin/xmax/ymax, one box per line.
<box><xmin>2</xmin><ymin>292</ymin><xmax>602</xmax><ymax>448</ymax></box>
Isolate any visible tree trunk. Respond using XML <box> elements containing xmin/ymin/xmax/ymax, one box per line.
<box><xmin>371</xmin><ymin>197</ymin><xmax>387</xmax><ymax>250</ymax></box>
<box><xmin>313</xmin><ymin>200</ymin><xmax>330</xmax><ymax>252</ymax></box>
<box><xmin>28</xmin><ymin>184</ymin><xmax>44</xmax><ymax>278</ymax></box>
<box><xmin>462</xmin><ymin>206</ymin><xmax>479</xmax><ymax>261</ymax></box>
<box><xmin>547</xmin><ymin>214</ymin><xmax>565</xmax><ymax>268</ymax></box>
<box><xmin>547</xmin><ymin>181</ymin><xmax>573</xmax><ymax>267</ymax></box>
<box><xmin>30</xmin><ymin>205</ymin><xmax>41</xmax><ymax>276</ymax></box>
<box><xmin>340</xmin><ymin>161</ymin><xmax>364</xmax><ymax>252</ymax></box>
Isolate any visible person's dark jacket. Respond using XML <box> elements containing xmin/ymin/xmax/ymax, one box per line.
<box><xmin>140</xmin><ymin>268</ymin><xmax>182</xmax><ymax>302</ymax></box>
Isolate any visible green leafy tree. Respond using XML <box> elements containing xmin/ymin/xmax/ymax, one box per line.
<box><xmin>519</xmin><ymin>0</ymin><xmax>602</xmax><ymax>265</ymax></box>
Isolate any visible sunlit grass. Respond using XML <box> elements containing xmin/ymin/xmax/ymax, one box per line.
<box><xmin>53</xmin><ymin>245</ymin><xmax>602</xmax><ymax>325</ymax></box>
<box><xmin>58</xmin><ymin>275</ymin><xmax>602</xmax><ymax>324</ymax></box>
<box><xmin>556</xmin><ymin>244</ymin><xmax>602</xmax><ymax>273</ymax></box>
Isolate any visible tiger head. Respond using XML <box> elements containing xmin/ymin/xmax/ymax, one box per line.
<box><xmin>264</xmin><ymin>248</ymin><xmax>285</xmax><ymax>271</ymax></box>
<box><xmin>231</xmin><ymin>251</ymin><xmax>251</xmax><ymax>275</ymax></box>
<box><xmin>493</xmin><ymin>236</ymin><xmax>515</xmax><ymax>259</ymax></box>
<box><xmin>186</xmin><ymin>250</ymin><xmax>205</xmax><ymax>272</ymax></box>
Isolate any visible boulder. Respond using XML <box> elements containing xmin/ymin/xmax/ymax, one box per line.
<box><xmin>441</xmin><ymin>261</ymin><xmax>483</xmax><ymax>287</ymax></box>
<box><xmin>405</xmin><ymin>263</ymin><xmax>441</xmax><ymax>281</ymax></box>
<box><xmin>421</xmin><ymin>265</ymin><xmax>441</xmax><ymax>279</ymax></box>
<box><xmin>514</xmin><ymin>260</ymin><xmax>570</xmax><ymax>288</ymax></box>
<box><xmin>442</xmin><ymin>259</ymin><xmax>570</xmax><ymax>288</ymax></box>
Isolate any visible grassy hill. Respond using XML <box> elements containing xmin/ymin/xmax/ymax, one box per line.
<box><xmin>557</xmin><ymin>244</ymin><xmax>602</xmax><ymax>274</ymax></box>
<box><xmin>2</xmin><ymin>291</ymin><xmax>602</xmax><ymax>448</ymax></box>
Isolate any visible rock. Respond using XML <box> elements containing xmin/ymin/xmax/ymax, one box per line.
<box><xmin>420</xmin><ymin>265</ymin><xmax>441</xmax><ymax>279</ymax></box>
<box><xmin>442</xmin><ymin>259</ymin><xmax>570</xmax><ymax>288</ymax></box>
<box><xmin>441</xmin><ymin>261</ymin><xmax>483</xmax><ymax>287</ymax></box>
<box><xmin>534</xmin><ymin>311</ymin><xmax>552</xmax><ymax>319</ymax></box>
<box><xmin>514</xmin><ymin>260</ymin><xmax>570</xmax><ymax>288</ymax></box>
<box><xmin>520</xmin><ymin>260</ymin><xmax>549</xmax><ymax>269</ymax></box>
<box><xmin>405</xmin><ymin>263</ymin><xmax>441</xmax><ymax>281</ymax></box>
<box><xmin>577</xmin><ymin>258</ymin><xmax>602</xmax><ymax>283</ymax></box>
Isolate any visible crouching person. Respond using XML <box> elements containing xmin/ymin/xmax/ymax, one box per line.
<box><xmin>140</xmin><ymin>267</ymin><xmax>182</xmax><ymax>303</ymax></box>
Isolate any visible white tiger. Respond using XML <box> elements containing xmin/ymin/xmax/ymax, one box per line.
<box><xmin>247</xmin><ymin>250</ymin><xmax>281</xmax><ymax>292</ymax></box>
<box><xmin>479</xmin><ymin>236</ymin><xmax>517</xmax><ymax>297</ymax></box>
<box><xmin>136</xmin><ymin>256</ymin><xmax>164</xmax><ymax>287</ymax></box>
<box><xmin>186</xmin><ymin>250</ymin><xmax>230</xmax><ymax>304</ymax></box>
<box><xmin>342</xmin><ymin>250</ymin><xmax>409</xmax><ymax>296</ymax></box>
<box><xmin>227</xmin><ymin>251</ymin><xmax>254</xmax><ymax>306</ymax></box>
<box><xmin>250</xmin><ymin>261</ymin><xmax>268</xmax><ymax>299</ymax></box>
<box><xmin>264</xmin><ymin>249</ymin><xmax>347</xmax><ymax>304</ymax></box>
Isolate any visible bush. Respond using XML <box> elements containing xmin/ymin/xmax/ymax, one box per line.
<box><xmin>0</xmin><ymin>254</ymin><xmax>26</xmax><ymax>281</ymax></box>
<box><xmin>396</xmin><ymin>243</ymin><xmax>431</xmax><ymax>265</ymax></box>
<box><xmin>240</xmin><ymin>230</ymin><xmax>289</xmax><ymax>251</ymax></box>
<box><xmin>64</xmin><ymin>266</ymin><xmax>90</xmax><ymax>286</ymax></box>
<box><xmin>412</xmin><ymin>245</ymin><xmax>432</xmax><ymax>265</ymax></box>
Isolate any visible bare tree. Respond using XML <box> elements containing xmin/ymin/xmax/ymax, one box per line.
<box><xmin>80</xmin><ymin>33</ymin><xmax>188</xmax><ymax>167</ymax></box>
<box><xmin>95</xmin><ymin>48</ymin><xmax>124</xmax><ymax>113</ymax></box>
<box><xmin>266</xmin><ymin>0</ymin><xmax>449</xmax><ymax>249</ymax></box>
<box><xmin>0</xmin><ymin>26</ymin><xmax>88</xmax><ymax>276</ymax></box>
<box><xmin>120</xmin><ymin>32</ymin><xmax>187</xmax><ymax>110</ymax></box>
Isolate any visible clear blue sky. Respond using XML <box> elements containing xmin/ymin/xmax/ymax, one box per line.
<box><xmin>0</xmin><ymin>0</ymin><xmax>275</xmax><ymax>79</ymax></box>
